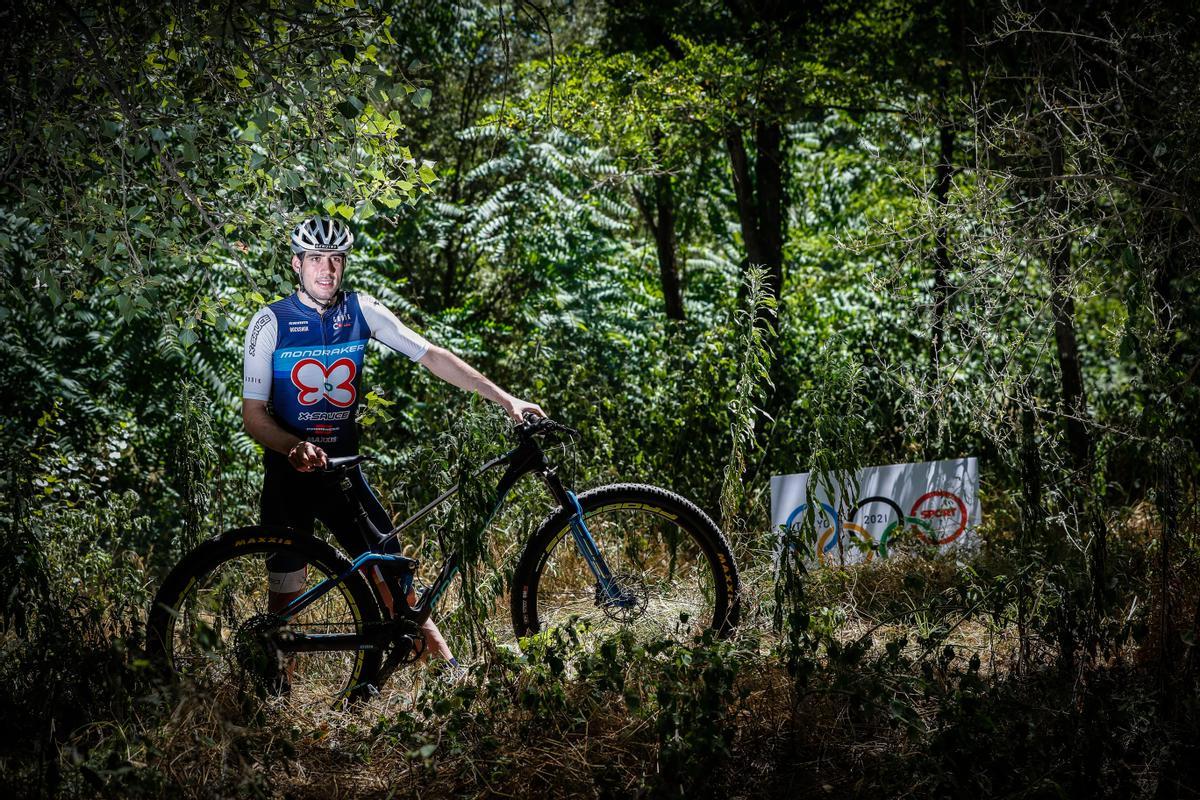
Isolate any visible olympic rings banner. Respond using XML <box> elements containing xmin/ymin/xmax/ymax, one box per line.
<box><xmin>770</xmin><ymin>458</ymin><xmax>981</xmax><ymax>566</ymax></box>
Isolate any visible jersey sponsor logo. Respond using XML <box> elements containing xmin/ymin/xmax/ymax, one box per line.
<box><xmin>288</xmin><ymin>320</ymin><xmax>310</xmax><ymax>333</ymax></box>
<box><xmin>248</xmin><ymin>314</ymin><xmax>271</xmax><ymax>356</ymax></box>
<box><xmin>296</xmin><ymin>410</ymin><xmax>353</xmax><ymax>421</ymax></box>
<box><xmin>291</xmin><ymin>357</ymin><xmax>357</xmax><ymax>408</ymax></box>
<box><xmin>276</xmin><ymin>342</ymin><xmax>366</xmax><ymax>360</ymax></box>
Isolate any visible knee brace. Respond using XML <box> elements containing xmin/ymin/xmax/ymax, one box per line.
<box><xmin>267</xmin><ymin>568</ymin><xmax>308</xmax><ymax>593</ymax></box>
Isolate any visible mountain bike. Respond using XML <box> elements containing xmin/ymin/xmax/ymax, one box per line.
<box><xmin>146</xmin><ymin>415</ymin><xmax>740</xmax><ymax>707</ymax></box>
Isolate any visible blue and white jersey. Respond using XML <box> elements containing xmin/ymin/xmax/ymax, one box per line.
<box><xmin>243</xmin><ymin>292</ymin><xmax>430</xmax><ymax>456</ymax></box>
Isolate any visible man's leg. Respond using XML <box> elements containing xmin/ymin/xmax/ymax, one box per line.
<box><xmin>324</xmin><ymin>468</ymin><xmax>456</xmax><ymax>663</ymax></box>
<box><xmin>417</xmin><ymin>610</ymin><xmax>454</xmax><ymax>662</ymax></box>
<box><xmin>260</xmin><ymin>458</ymin><xmax>316</xmax><ymax>614</ymax></box>
<box><xmin>267</xmin><ymin>568</ymin><xmax>308</xmax><ymax>614</ymax></box>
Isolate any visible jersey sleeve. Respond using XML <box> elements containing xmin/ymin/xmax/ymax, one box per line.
<box><xmin>242</xmin><ymin>307</ymin><xmax>277</xmax><ymax>401</ymax></box>
<box><xmin>358</xmin><ymin>293</ymin><xmax>431</xmax><ymax>361</ymax></box>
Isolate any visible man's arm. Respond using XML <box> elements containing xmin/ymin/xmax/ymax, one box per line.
<box><xmin>418</xmin><ymin>345</ymin><xmax>545</xmax><ymax>422</ymax></box>
<box><xmin>358</xmin><ymin>293</ymin><xmax>545</xmax><ymax>422</ymax></box>
<box><xmin>242</xmin><ymin>400</ymin><xmax>326</xmax><ymax>471</ymax></box>
<box><xmin>241</xmin><ymin>307</ymin><xmax>325</xmax><ymax>471</ymax></box>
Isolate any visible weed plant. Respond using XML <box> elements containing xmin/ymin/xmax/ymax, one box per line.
<box><xmin>2</xmin><ymin>260</ymin><xmax>1198</xmax><ymax>798</ymax></box>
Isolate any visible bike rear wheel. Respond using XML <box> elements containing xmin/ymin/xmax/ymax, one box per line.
<box><xmin>146</xmin><ymin>526</ymin><xmax>383</xmax><ymax>709</ymax></box>
<box><xmin>511</xmin><ymin>484</ymin><xmax>740</xmax><ymax>641</ymax></box>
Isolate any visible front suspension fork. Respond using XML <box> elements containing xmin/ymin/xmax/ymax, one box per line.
<box><xmin>562</xmin><ymin>489</ymin><xmax>635</xmax><ymax>608</ymax></box>
<box><xmin>540</xmin><ymin>467</ymin><xmax>626</xmax><ymax>604</ymax></box>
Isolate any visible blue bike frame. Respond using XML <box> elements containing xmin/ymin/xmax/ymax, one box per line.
<box><xmin>277</xmin><ymin>425</ymin><xmax>626</xmax><ymax>631</ymax></box>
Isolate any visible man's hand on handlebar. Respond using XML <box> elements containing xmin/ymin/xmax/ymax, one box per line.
<box><xmin>288</xmin><ymin>440</ymin><xmax>328</xmax><ymax>472</ymax></box>
<box><xmin>515</xmin><ymin>413</ymin><xmax>579</xmax><ymax>441</ymax></box>
<box><xmin>500</xmin><ymin>396</ymin><xmax>547</xmax><ymax>424</ymax></box>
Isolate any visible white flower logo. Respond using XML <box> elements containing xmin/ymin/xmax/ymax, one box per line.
<box><xmin>290</xmin><ymin>358</ymin><xmax>356</xmax><ymax>408</ymax></box>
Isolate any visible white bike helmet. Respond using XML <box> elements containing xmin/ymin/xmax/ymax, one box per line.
<box><xmin>290</xmin><ymin>217</ymin><xmax>354</xmax><ymax>254</ymax></box>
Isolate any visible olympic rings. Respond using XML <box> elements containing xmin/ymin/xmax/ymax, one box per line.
<box><xmin>909</xmin><ymin>490</ymin><xmax>968</xmax><ymax>545</ymax></box>
<box><xmin>784</xmin><ymin>489</ymin><xmax>970</xmax><ymax>561</ymax></box>
<box><xmin>816</xmin><ymin>522</ymin><xmax>876</xmax><ymax>565</ymax></box>
<box><xmin>878</xmin><ymin>516</ymin><xmax>936</xmax><ymax>557</ymax></box>
<box><xmin>784</xmin><ymin>501</ymin><xmax>840</xmax><ymax>545</ymax></box>
<box><xmin>847</xmin><ymin>495</ymin><xmax>905</xmax><ymax>530</ymax></box>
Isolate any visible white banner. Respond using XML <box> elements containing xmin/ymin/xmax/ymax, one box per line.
<box><xmin>770</xmin><ymin>458</ymin><xmax>981</xmax><ymax>565</ymax></box>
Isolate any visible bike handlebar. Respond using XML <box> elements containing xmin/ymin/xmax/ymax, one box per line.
<box><xmin>515</xmin><ymin>413</ymin><xmax>579</xmax><ymax>441</ymax></box>
<box><xmin>319</xmin><ymin>416</ymin><xmax>575</xmax><ymax>475</ymax></box>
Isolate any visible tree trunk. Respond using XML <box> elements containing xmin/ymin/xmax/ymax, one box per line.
<box><xmin>754</xmin><ymin>118</ymin><xmax>785</xmax><ymax>303</ymax></box>
<box><xmin>632</xmin><ymin>168</ymin><xmax>685</xmax><ymax>322</ymax></box>
<box><xmin>1047</xmin><ymin>133</ymin><xmax>1090</xmax><ymax>474</ymax></box>
<box><xmin>1017</xmin><ymin>406</ymin><xmax>1042</xmax><ymax>674</ymax></box>
<box><xmin>1047</xmin><ymin>128</ymin><xmax>1108</xmax><ymax>622</ymax></box>
<box><xmin>931</xmin><ymin>124</ymin><xmax>955</xmax><ymax>377</ymax></box>
<box><xmin>725</xmin><ymin>121</ymin><xmax>785</xmax><ymax>309</ymax></box>
<box><xmin>441</xmin><ymin>246</ymin><xmax>459</xmax><ymax>309</ymax></box>
<box><xmin>653</xmin><ymin>172</ymin><xmax>685</xmax><ymax>320</ymax></box>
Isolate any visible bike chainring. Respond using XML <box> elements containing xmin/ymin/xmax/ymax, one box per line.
<box><xmin>594</xmin><ymin>571</ymin><xmax>650</xmax><ymax>623</ymax></box>
<box><xmin>390</xmin><ymin>617</ymin><xmax>427</xmax><ymax>664</ymax></box>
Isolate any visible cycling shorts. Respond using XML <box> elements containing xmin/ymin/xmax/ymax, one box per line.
<box><xmin>260</xmin><ymin>451</ymin><xmax>398</xmax><ymax>576</ymax></box>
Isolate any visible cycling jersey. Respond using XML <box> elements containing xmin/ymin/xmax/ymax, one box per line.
<box><xmin>242</xmin><ymin>291</ymin><xmax>430</xmax><ymax>456</ymax></box>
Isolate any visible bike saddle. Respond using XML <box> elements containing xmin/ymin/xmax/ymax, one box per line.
<box><xmin>322</xmin><ymin>454</ymin><xmax>372</xmax><ymax>472</ymax></box>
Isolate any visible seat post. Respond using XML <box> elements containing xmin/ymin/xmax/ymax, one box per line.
<box><xmin>336</xmin><ymin>474</ymin><xmax>381</xmax><ymax>545</ymax></box>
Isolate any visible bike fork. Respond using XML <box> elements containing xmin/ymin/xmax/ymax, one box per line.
<box><xmin>564</xmin><ymin>491</ymin><xmax>633</xmax><ymax>608</ymax></box>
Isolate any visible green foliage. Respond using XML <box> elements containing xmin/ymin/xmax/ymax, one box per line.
<box><xmin>0</xmin><ymin>470</ymin><xmax>154</xmax><ymax>796</ymax></box>
<box><xmin>1</xmin><ymin>0</ymin><xmax>436</xmax><ymax>331</ymax></box>
<box><xmin>431</xmin><ymin>398</ymin><xmax>513</xmax><ymax>651</ymax></box>
<box><xmin>0</xmin><ymin>0</ymin><xmax>1198</xmax><ymax>797</ymax></box>
<box><xmin>719</xmin><ymin>266</ymin><xmax>775</xmax><ymax>531</ymax></box>
<box><xmin>173</xmin><ymin>380</ymin><xmax>215</xmax><ymax>551</ymax></box>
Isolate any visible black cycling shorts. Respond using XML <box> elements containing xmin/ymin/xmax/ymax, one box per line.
<box><xmin>260</xmin><ymin>451</ymin><xmax>397</xmax><ymax>575</ymax></box>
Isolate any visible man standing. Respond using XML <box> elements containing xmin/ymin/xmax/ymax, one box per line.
<box><xmin>242</xmin><ymin>216</ymin><xmax>544</xmax><ymax>665</ymax></box>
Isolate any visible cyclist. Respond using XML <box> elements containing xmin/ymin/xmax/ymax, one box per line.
<box><xmin>242</xmin><ymin>216</ymin><xmax>545</xmax><ymax>667</ymax></box>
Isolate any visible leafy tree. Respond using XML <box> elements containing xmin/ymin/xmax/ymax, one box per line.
<box><xmin>1</xmin><ymin>0</ymin><xmax>436</xmax><ymax>335</ymax></box>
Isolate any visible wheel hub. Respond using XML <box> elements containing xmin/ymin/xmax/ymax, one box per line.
<box><xmin>594</xmin><ymin>570</ymin><xmax>649</xmax><ymax>623</ymax></box>
<box><xmin>232</xmin><ymin>613</ymin><xmax>289</xmax><ymax>692</ymax></box>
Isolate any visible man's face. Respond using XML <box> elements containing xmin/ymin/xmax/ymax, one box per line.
<box><xmin>293</xmin><ymin>251</ymin><xmax>346</xmax><ymax>303</ymax></box>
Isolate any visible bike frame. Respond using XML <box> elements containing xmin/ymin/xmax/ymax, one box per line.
<box><xmin>273</xmin><ymin>422</ymin><xmax>627</xmax><ymax>655</ymax></box>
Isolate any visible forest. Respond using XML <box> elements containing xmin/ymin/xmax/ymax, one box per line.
<box><xmin>1</xmin><ymin>0</ymin><xmax>1198</xmax><ymax>797</ymax></box>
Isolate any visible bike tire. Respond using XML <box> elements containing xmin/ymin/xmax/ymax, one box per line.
<box><xmin>511</xmin><ymin>484</ymin><xmax>740</xmax><ymax>640</ymax></box>
<box><xmin>146</xmin><ymin>526</ymin><xmax>384</xmax><ymax>708</ymax></box>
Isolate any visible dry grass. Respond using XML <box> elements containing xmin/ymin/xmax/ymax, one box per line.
<box><xmin>12</xmin><ymin>508</ymin><xmax>1191</xmax><ymax>799</ymax></box>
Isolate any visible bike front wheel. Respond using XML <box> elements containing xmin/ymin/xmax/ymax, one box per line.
<box><xmin>511</xmin><ymin>484</ymin><xmax>740</xmax><ymax>641</ymax></box>
<box><xmin>146</xmin><ymin>526</ymin><xmax>384</xmax><ymax>709</ymax></box>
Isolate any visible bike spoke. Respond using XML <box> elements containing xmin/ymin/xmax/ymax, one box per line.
<box><xmin>166</xmin><ymin>551</ymin><xmax>367</xmax><ymax>706</ymax></box>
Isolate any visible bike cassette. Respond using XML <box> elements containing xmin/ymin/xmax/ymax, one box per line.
<box><xmin>232</xmin><ymin>613</ymin><xmax>289</xmax><ymax>693</ymax></box>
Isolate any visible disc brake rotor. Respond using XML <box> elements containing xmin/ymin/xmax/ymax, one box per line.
<box><xmin>594</xmin><ymin>570</ymin><xmax>649</xmax><ymax>623</ymax></box>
